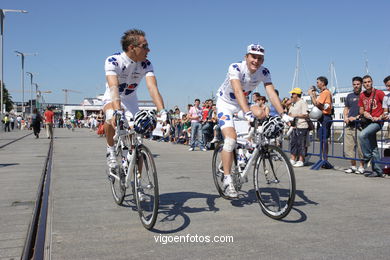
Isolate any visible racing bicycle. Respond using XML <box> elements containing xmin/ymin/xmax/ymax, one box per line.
<box><xmin>107</xmin><ymin>113</ymin><xmax>159</xmax><ymax>229</ymax></box>
<box><xmin>212</xmin><ymin>118</ymin><xmax>296</xmax><ymax>219</ymax></box>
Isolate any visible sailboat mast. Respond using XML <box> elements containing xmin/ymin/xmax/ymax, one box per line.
<box><xmin>291</xmin><ymin>45</ymin><xmax>301</xmax><ymax>89</ymax></box>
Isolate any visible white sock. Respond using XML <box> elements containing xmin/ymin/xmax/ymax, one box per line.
<box><xmin>107</xmin><ymin>145</ymin><xmax>115</xmax><ymax>154</ymax></box>
<box><xmin>224</xmin><ymin>175</ymin><xmax>232</xmax><ymax>183</ymax></box>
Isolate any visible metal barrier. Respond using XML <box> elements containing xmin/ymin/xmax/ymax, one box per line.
<box><xmin>285</xmin><ymin>119</ymin><xmax>390</xmax><ymax>171</ymax></box>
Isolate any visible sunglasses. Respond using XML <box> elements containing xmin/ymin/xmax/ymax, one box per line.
<box><xmin>136</xmin><ymin>43</ymin><xmax>149</xmax><ymax>50</ymax></box>
<box><xmin>251</xmin><ymin>45</ymin><xmax>264</xmax><ymax>53</ymax></box>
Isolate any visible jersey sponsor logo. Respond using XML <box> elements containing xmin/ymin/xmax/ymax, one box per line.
<box><xmin>108</xmin><ymin>57</ymin><xmax>118</xmax><ymax>67</ymax></box>
<box><xmin>262</xmin><ymin>68</ymin><xmax>270</xmax><ymax>76</ymax></box>
<box><xmin>217</xmin><ymin>112</ymin><xmax>231</xmax><ymax>127</ymax></box>
<box><xmin>232</xmin><ymin>64</ymin><xmax>240</xmax><ymax>72</ymax></box>
<box><xmin>119</xmin><ymin>83</ymin><xmax>138</xmax><ymax>95</ymax></box>
<box><xmin>229</xmin><ymin>90</ymin><xmax>252</xmax><ymax>100</ymax></box>
<box><xmin>141</xmin><ymin>59</ymin><xmax>151</xmax><ymax>69</ymax></box>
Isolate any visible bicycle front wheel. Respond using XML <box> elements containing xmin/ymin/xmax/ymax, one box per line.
<box><xmin>133</xmin><ymin>144</ymin><xmax>159</xmax><ymax>230</ymax></box>
<box><xmin>253</xmin><ymin>145</ymin><xmax>295</xmax><ymax>220</ymax></box>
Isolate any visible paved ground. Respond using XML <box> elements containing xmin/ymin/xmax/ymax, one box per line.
<box><xmin>48</xmin><ymin>129</ymin><xmax>390</xmax><ymax>259</ymax></box>
<box><xmin>1</xmin><ymin>128</ymin><xmax>390</xmax><ymax>259</ymax></box>
<box><xmin>0</xmin><ymin>130</ymin><xmax>50</xmax><ymax>259</ymax></box>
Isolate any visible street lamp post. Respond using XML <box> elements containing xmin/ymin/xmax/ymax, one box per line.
<box><xmin>26</xmin><ymin>72</ymin><xmax>34</xmax><ymax>112</ymax></box>
<box><xmin>32</xmin><ymin>83</ymin><xmax>39</xmax><ymax>111</ymax></box>
<box><xmin>15</xmin><ymin>51</ymin><xmax>36</xmax><ymax>117</ymax></box>
<box><xmin>0</xmin><ymin>9</ymin><xmax>27</xmax><ymax>116</ymax></box>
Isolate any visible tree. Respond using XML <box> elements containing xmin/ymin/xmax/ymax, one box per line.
<box><xmin>0</xmin><ymin>81</ymin><xmax>14</xmax><ymax>112</ymax></box>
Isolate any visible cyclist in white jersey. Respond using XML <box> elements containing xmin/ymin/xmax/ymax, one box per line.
<box><xmin>103</xmin><ymin>29</ymin><xmax>167</xmax><ymax>168</ymax></box>
<box><xmin>216</xmin><ymin>44</ymin><xmax>292</xmax><ymax>198</ymax></box>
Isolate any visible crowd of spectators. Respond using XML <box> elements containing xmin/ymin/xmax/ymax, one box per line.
<box><xmin>155</xmin><ymin>73</ymin><xmax>390</xmax><ymax>178</ymax></box>
<box><xmin>283</xmin><ymin>74</ymin><xmax>390</xmax><ymax>177</ymax></box>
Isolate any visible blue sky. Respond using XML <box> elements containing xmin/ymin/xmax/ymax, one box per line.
<box><xmin>2</xmin><ymin>0</ymin><xmax>390</xmax><ymax>110</ymax></box>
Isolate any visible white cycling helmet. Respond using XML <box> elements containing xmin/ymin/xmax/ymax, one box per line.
<box><xmin>134</xmin><ymin>110</ymin><xmax>157</xmax><ymax>134</ymax></box>
<box><xmin>309</xmin><ymin>106</ymin><xmax>323</xmax><ymax>120</ymax></box>
<box><xmin>261</xmin><ymin>116</ymin><xmax>284</xmax><ymax>139</ymax></box>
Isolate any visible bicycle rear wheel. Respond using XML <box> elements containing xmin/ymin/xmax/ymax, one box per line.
<box><xmin>108</xmin><ymin>146</ymin><xmax>126</xmax><ymax>205</ymax></box>
<box><xmin>133</xmin><ymin>144</ymin><xmax>159</xmax><ymax>230</ymax></box>
<box><xmin>253</xmin><ymin>145</ymin><xmax>295</xmax><ymax>219</ymax></box>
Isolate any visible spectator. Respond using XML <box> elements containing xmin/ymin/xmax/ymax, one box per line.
<box><xmin>343</xmin><ymin>76</ymin><xmax>365</xmax><ymax>174</ymax></box>
<box><xmin>16</xmin><ymin>115</ymin><xmax>22</xmax><ymax>129</ymax></box>
<box><xmin>250</xmin><ymin>92</ymin><xmax>267</xmax><ymax>119</ymax></box>
<box><xmin>308</xmin><ymin>76</ymin><xmax>333</xmax><ymax>163</ymax></box>
<box><xmin>58</xmin><ymin>117</ymin><xmax>64</xmax><ymax>128</ymax></box>
<box><xmin>31</xmin><ymin>108</ymin><xmax>43</xmax><ymax>138</ymax></box>
<box><xmin>181</xmin><ymin>114</ymin><xmax>191</xmax><ymax>145</ymax></box>
<box><xmin>382</xmin><ymin>75</ymin><xmax>390</xmax><ymax>144</ymax></box>
<box><xmin>44</xmin><ymin>106</ymin><xmax>55</xmax><ymax>139</ymax></box>
<box><xmin>172</xmin><ymin>107</ymin><xmax>183</xmax><ymax>143</ymax></box>
<box><xmin>188</xmin><ymin>98</ymin><xmax>206</xmax><ymax>151</ymax></box>
<box><xmin>210</xmin><ymin>104</ymin><xmax>222</xmax><ymax>143</ymax></box>
<box><xmin>187</xmin><ymin>104</ymin><xmax>193</xmax><ymax>113</ymax></box>
<box><xmin>358</xmin><ymin>75</ymin><xmax>385</xmax><ymax>177</ymax></box>
<box><xmin>288</xmin><ymin>88</ymin><xmax>309</xmax><ymax>167</ymax></box>
<box><xmin>21</xmin><ymin>118</ymin><xmax>26</xmax><ymax>130</ymax></box>
<box><xmin>161</xmin><ymin>120</ymin><xmax>171</xmax><ymax>142</ymax></box>
<box><xmin>202</xmin><ymin>99</ymin><xmax>213</xmax><ymax>146</ymax></box>
<box><xmin>10</xmin><ymin>115</ymin><xmax>15</xmax><ymax>130</ymax></box>
<box><xmin>3</xmin><ymin>114</ymin><xmax>10</xmax><ymax>132</ymax></box>
<box><xmin>258</xmin><ymin>96</ymin><xmax>270</xmax><ymax>117</ymax></box>
<box><xmin>282</xmin><ymin>97</ymin><xmax>292</xmax><ymax>114</ymax></box>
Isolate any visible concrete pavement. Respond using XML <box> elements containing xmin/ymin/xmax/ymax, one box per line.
<box><xmin>0</xmin><ymin>130</ymin><xmax>50</xmax><ymax>259</ymax></box>
<box><xmin>48</xmin><ymin>129</ymin><xmax>390</xmax><ymax>259</ymax></box>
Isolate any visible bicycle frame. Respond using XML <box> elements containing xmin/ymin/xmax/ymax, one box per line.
<box><xmin>235</xmin><ymin>132</ymin><xmax>260</xmax><ymax>182</ymax></box>
<box><xmin>234</xmin><ymin>126</ymin><xmax>276</xmax><ymax>184</ymax></box>
<box><xmin>107</xmin><ymin>117</ymin><xmax>143</xmax><ymax>188</ymax></box>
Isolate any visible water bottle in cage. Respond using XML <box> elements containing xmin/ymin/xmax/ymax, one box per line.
<box><xmin>237</xmin><ymin>148</ymin><xmax>247</xmax><ymax>168</ymax></box>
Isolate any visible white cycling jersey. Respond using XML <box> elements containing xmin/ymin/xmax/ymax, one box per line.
<box><xmin>216</xmin><ymin>61</ymin><xmax>272</xmax><ymax>106</ymax></box>
<box><xmin>102</xmin><ymin>52</ymin><xmax>155</xmax><ymax>112</ymax></box>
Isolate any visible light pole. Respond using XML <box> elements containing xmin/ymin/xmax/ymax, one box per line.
<box><xmin>26</xmin><ymin>72</ymin><xmax>34</xmax><ymax>113</ymax></box>
<box><xmin>0</xmin><ymin>9</ymin><xmax>27</xmax><ymax>116</ymax></box>
<box><xmin>15</xmin><ymin>51</ymin><xmax>36</xmax><ymax>117</ymax></box>
<box><xmin>32</xmin><ymin>82</ymin><xmax>39</xmax><ymax>111</ymax></box>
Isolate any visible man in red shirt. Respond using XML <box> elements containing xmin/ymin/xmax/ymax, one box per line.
<box><xmin>358</xmin><ymin>75</ymin><xmax>385</xmax><ymax>177</ymax></box>
<box><xmin>44</xmin><ymin>106</ymin><xmax>55</xmax><ymax>139</ymax></box>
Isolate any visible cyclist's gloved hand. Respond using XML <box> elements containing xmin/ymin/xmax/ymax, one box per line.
<box><xmin>281</xmin><ymin>113</ymin><xmax>294</xmax><ymax>123</ymax></box>
<box><xmin>113</xmin><ymin>110</ymin><xmax>128</xmax><ymax>129</ymax></box>
<box><xmin>244</xmin><ymin>111</ymin><xmax>255</xmax><ymax>122</ymax></box>
<box><xmin>159</xmin><ymin>109</ymin><xmax>168</xmax><ymax>122</ymax></box>
<box><xmin>113</xmin><ymin>110</ymin><xmax>124</xmax><ymax>119</ymax></box>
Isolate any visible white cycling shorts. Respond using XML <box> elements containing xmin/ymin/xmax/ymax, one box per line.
<box><xmin>216</xmin><ymin>98</ymin><xmax>241</xmax><ymax>130</ymax></box>
<box><xmin>103</xmin><ymin>94</ymin><xmax>140</xmax><ymax>122</ymax></box>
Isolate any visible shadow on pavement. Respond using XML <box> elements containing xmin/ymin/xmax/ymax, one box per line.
<box><xmin>0</xmin><ymin>163</ymin><xmax>19</xmax><ymax>168</ymax></box>
<box><xmin>151</xmin><ymin>192</ymin><xmax>220</xmax><ymax>234</ymax></box>
<box><xmin>227</xmin><ymin>188</ymin><xmax>318</xmax><ymax>223</ymax></box>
